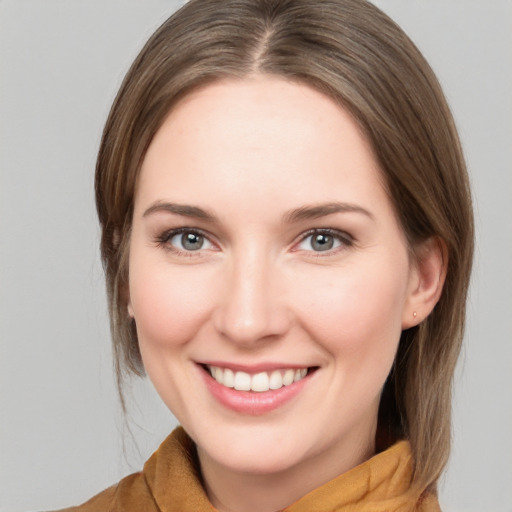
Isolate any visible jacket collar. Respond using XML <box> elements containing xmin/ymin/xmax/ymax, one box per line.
<box><xmin>143</xmin><ymin>427</ymin><xmax>439</xmax><ymax>512</ymax></box>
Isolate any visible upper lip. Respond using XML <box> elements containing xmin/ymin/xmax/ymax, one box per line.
<box><xmin>197</xmin><ymin>361</ymin><xmax>314</xmax><ymax>373</ymax></box>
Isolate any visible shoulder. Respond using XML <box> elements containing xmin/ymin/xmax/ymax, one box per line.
<box><xmin>53</xmin><ymin>471</ymin><xmax>158</xmax><ymax>512</ymax></box>
<box><xmin>50</xmin><ymin>427</ymin><xmax>207</xmax><ymax>512</ymax></box>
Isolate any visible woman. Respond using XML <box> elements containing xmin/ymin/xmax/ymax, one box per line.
<box><xmin>62</xmin><ymin>0</ymin><xmax>473</xmax><ymax>510</ymax></box>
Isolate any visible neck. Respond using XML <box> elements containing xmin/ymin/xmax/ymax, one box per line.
<box><xmin>197</xmin><ymin>431</ymin><xmax>376</xmax><ymax>512</ymax></box>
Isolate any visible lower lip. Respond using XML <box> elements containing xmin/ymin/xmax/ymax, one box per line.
<box><xmin>200</xmin><ymin>367</ymin><xmax>311</xmax><ymax>415</ymax></box>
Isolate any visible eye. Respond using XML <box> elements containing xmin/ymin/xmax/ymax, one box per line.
<box><xmin>160</xmin><ymin>229</ymin><xmax>215</xmax><ymax>252</ymax></box>
<box><xmin>296</xmin><ymin>229</ymin><xmax>351</xmax><ymax>253</ymax></box>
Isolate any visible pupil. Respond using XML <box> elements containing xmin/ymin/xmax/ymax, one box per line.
<box><xmin>182</xmin><ymin>232</ymin><xmax>203</xmax><ymax>250</ymax></box>
<box><xmin>312</xmin><ymin>234</ymin><xmax>333</xmax><ymax>251</ymax></box>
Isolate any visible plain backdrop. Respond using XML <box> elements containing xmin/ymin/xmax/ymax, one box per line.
<box><xmin>1</xmin><ymin>1</ymin><xmax>511</xmax><ymax>511</ymax></box>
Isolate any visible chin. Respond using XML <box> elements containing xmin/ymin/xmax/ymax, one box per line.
<box><xmin>212</xmin><ymin>446</ymin><xmax>305</xmax><ymax>475</ymax></box>
<box><xmin>194</xmin><ymin>425</ymin><xmax>305</xmax><ymax>473</ymax></box>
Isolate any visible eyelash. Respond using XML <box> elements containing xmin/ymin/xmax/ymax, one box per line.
<box><xmin>154</xmin><ymin>227</ymin><xmax>354</xmax><ymax>256</ymax></box>
<box><xmin>154</xmin><ymin>227</ymin><xmax>215</xmax><ymax>257</ymax></box>
<box><xmin>294</xmin><ymin>228</ymin><xmax>354</xmax><ymax>256</ymax></box>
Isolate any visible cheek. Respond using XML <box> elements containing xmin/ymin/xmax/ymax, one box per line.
<box><xmin>129</xmin><ymin>259</ymin><xmax>215</xmax><ymax>350</ymax></box>
<box><xmin>294</xmin><ymin>258</ymin><xmax>408</xmax><ymax>360</ymax></box>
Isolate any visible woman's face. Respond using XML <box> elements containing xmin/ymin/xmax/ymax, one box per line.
<box><xmin>128</xmin><ymin>77</ymin><xmax>419</xmax><ymax>478</ymax></box>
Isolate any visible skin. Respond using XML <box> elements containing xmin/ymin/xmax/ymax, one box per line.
<box><xmin>128</xmin><ymin>76</ymin><xmax>444</xmax><ymax>512</ymax></box>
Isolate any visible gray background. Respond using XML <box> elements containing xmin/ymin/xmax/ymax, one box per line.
<box><xmin>1</xmin><ymin>1</ymin><xmax>511</xmax><ymax>511</ymax></box>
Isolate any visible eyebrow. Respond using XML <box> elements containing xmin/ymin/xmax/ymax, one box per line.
<box><xmin>143</xmin><ymin>201</ymin><xmax>217</xmax><ymax>221</ymax></box>
<box><xmin>283</xmin><ymin>202</ymin><xmax>374</xmax><ymax>223</ymax></box>
<box><xmin>143</xmin><ymin>200</ymin><xmax>374</xmax><ymax>223</ymax></box>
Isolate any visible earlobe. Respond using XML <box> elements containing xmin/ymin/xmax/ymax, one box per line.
<box><xmin>402</xmin><ymin>237</ymin><xmax>447</xmax><ymax>329</ymax></box>
<box><xmin>127</xmin><ymin>301</ymin><xmax>134</xmax><ymax>318</ymax></box>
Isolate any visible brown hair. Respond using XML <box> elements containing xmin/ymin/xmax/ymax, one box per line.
<box><xmin>95</xmin><ymin>0</ymin><xmax>473</xmax><ymax>494</ymax></box>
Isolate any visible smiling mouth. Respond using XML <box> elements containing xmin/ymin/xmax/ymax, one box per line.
<box><xmin>203</xmin><ymin>365</ymin><xmax>315</xmax><ymax>393</ymax></box>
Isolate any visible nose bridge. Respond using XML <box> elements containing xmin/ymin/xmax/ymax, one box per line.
<box><xmin>214</xmin><ymin>242</ymin><xmax>289</xmax><ymax>345</ymax></box>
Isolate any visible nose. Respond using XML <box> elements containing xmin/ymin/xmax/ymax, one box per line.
<box><xmin>213</xmin><ymin>249</ymin><xmax>291</xmax><ymax>346</ymax></box>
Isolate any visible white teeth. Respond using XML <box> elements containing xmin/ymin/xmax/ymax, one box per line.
<box><xmin>251</xmin><ymin>372</ymin><xmax>269</xmax><ymax>392</ymax></box>
<box><xmin>213</xmin><ymin>366</ymin><xmax>223</xmax><ymax>383</ymax></box>
<box><xmin>223</xmin><ymin>368</ymin><xmax>234</xmax><ymax>388</ymax></box>
<box><xmin>233</xmin><ymin>371</ymin><xmax>251</xmax><ymax>391</ymax></box>
<box><xmin>283</xmin><ymin>369</ymin><xmax>295</xmax><ymax>386</ymax></box>
<box><xmin>207</xmin><ymin>366</ymin><xmax>309</xmax><ymax>392</ymax></box>
<box><xmin>269</xmin><ymin>370</ymin><xmax>283</xmax><ymax>390</ymax></box>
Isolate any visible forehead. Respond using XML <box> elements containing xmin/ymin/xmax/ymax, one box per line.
<box><xmin>136</xmin><ymin>76</ymin><xmax>389</xmax><ymax>218</ymax></box>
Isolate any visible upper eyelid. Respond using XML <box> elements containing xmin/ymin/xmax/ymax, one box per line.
<box><xmin>155</xmin><ymin>228</ymin><xmax>219</xmax><ymax>258</ymax></box>
<box><xmin>161</xmin><ymin>226</ymin><xmax>213</xmax><ymax>240</ymax></box>
<box><xmin>288</xmin><ymin>229</ymin><xmax>354</xmax><ymax>256</ymax></box>
<box><xmin>295</xmin><ymin>228</ymin><xmax>353</xmax><ymax>243</ymax></box>
<box><xmin>157</xmin><ymin>227</ymin><xmax>218</xmax><ymax>249</ymax></box>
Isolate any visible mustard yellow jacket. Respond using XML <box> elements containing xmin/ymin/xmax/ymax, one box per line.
<box><xmin>58</xmin><ymin>427</ymin><xmax>440</xmax><ymax>512</ymax></box>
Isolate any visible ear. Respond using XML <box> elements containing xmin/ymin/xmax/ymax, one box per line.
<box><xmin>115</xmin><ymin>228</ymin><xmax>134</xmax><ymax>319</ymax></box>
<box><xmin>402</xmin><ymin>237</ymin><xmax>448</xmax><ymax>329</ymax></box>
<box><xmin>125</xmin><ymin>282</ymin><xmax>134</xmax><ymax>318</ymax></box>
<box><xmin>121</xmin><ymin>278</ymin><xmax>134</xmax><ymax>318</ymax></box>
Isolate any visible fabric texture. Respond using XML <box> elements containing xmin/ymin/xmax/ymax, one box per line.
<box><xmin>56</xmin><ymin>427</ymin><xmax>440</xmax><ymax>512</ymax></box>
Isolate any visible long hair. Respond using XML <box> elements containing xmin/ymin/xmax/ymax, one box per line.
<box><xmin>95</xmin><ymin>0</ymin><xmax>474</xmax><ymax>493</ymax></box>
